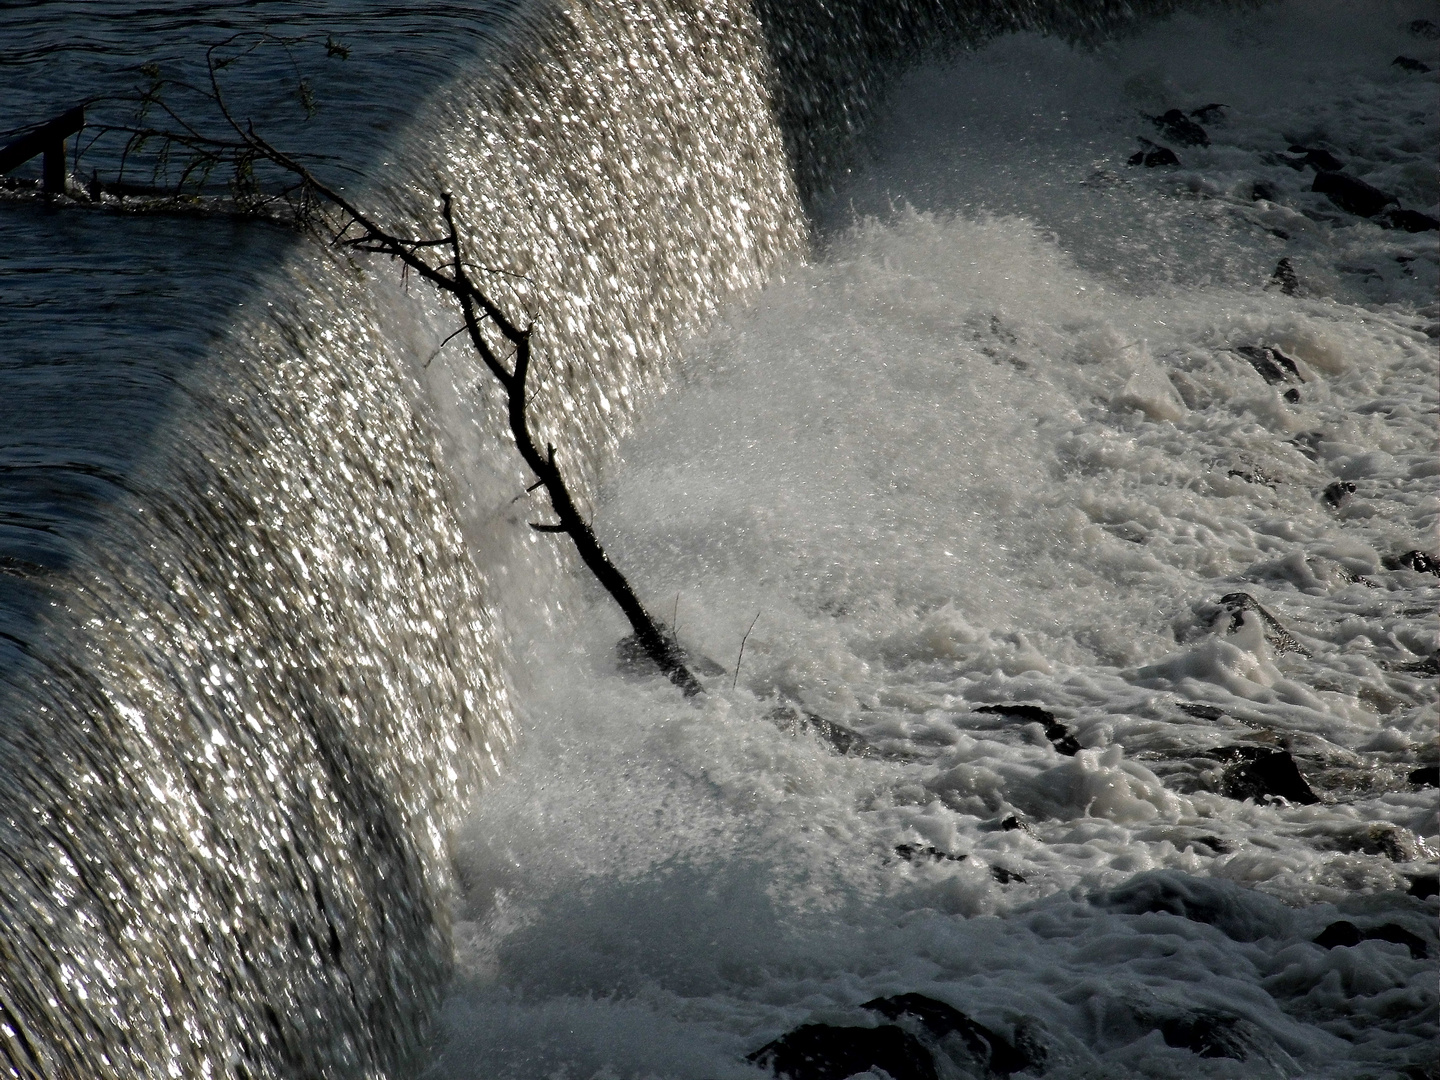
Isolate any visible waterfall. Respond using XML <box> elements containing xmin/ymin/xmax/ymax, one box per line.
<box><xmin>0</xmin><ymin>1</ymin><xmax>1184</xmax><ymax>1076</ymax></box>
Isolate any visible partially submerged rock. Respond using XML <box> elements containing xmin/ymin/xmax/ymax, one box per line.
<box><xmin>1151</xmin><ymin>108</ymin><xmax>1209</xmax><ymax>146</ymax></box>
<box><xmin>1215</xmin><ymin>592</ymin><xmax>1311</xmax><ymax>656</ymax></box>
<box><xmin>863</xmin><ymin>994</ymin><xmax>1044</xmax><ymax>1077</ymax></box>
<box><xmin>1234</xmin><ymin>344</ymin><xmax>1302</xmax><ymax>385</ymax></box>
<box><xmin>1312</xmin><ymin>171</ymin><xmax>1396</xmax><ymax>217</ymax></box>
<box><xmin>1210</xmin><ymin>745</ymin><xmax>1320</xmax><ymax>805</ymax></box>
<box><xmin>1314</xmin><ymin>920</ymin><xmax>1429</xmax><ymax>959</ymax></box>
<box><xmin>747</xmin><ymin>1023</ymin><xmax>937</xmax><ymax>1080</ymax></box>
<box><xmin>975</xmin><ymin>703</ymin><xmax>1081</xmax><ymax>755</ymax></box>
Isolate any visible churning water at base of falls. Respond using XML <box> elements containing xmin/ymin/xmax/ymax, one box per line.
<box><xmin>429</xmin><ymin>5</ymin><xmax>1438</xmax><ymax>1078</ymax></box>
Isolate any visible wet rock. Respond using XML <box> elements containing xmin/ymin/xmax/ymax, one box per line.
<box><xmin>1151</xmin><ymin>109</ymin><xmax>1209</xmax><ymax>146</ymax></box>
<box><xmin>1384</xmin><ymin>208</ymin><xmax>1440</xmax><ymax>232</ymax></box>
<box><xmin>1128</xmin><ymin>139</ymin><xmax>1180</xmax><ymax>167</ymax></box>
<box><xmin>1234</xmin><ymin>344</ymin><xmax>1302</xmax><ymax>385</ymax></box>
<box><xmin>1285</xmin><ymin>145</ymin><xmax>1344</xmax><ymax>172</ymax></box>
<box><xmin>1408</xmin><ymin>765</ymin><xmax>1438</xmax><ymax>788</ymax></box>
<box><xmin>1282</xmin><ymin>388</ymin><xmax>1300</xmax><ymax>403</ymax></box>
<box><xmin>1178</xmin><ymin>702</ymin><xmax>1227</xmax><ymax>721</ymax></box>
<box><xmin>1189</xmin><ymin>102</ymin><xmax>1228</xmax><ymax>123</ymax></box>
<box><xmin>975</xmin><ymin>704</ymin><xmax>1081</xmax><ymax>755</ymax></box>
<box><xmin>1266</xmin><ymin>257</ymin><xmax>1299</xmax><ymax>295</ymax></box>
<box><xmin>1211</xmin><ymin>746</ymin><xmax>1320</xmax><ymax>805</ymax></box>
<box><xmin>894</xmin><ymin>843</ymin><xmax>966</xmax><ymax>863</ymax></box>
<box><xmin>1315</xmin><ymin>920</ymin><xmax>1428</xmax><ymax>959</ymax></box>
<box><xmin>1390</xmin><ymin>652</ymin><xmax>1440</xmax><ymax>677</ymax></box>
<box><xmin>1384</xmin><ymin>550</ymin><xmax>1440</xmax><ymax>575</ymax></box>
<box><xmin>862</xmin><ymin>994</ymin><xmax>1044</xmax><ymax>1077</ymax></box>
<box><xmin>1216</xmin><ymin>592</ymin><xmax>1310</xmax><ymax>655</ymax></box>
<box><xmin>1407</xmin><ymin>875</ymin><xmax>1438</xmax><ymax>900</ymax></box>
<box><xmin>768</xmin><ymin>703</ymin><xmax>880</xmax><ymax>758</ymax></box>
<box><xmin>997</xmin><ymin>813</ymin><xmax>1034</xmax><ymax>833</ymax></box>
<box><xmin>1158</xmin><ymin>1013</ymin><xmax>1249</xmax><ymax>1060</ymax></box>
<box><xmin>747</xmin><ymin>1023</ymin><xmax>938</xmax><ymax>1080</ymax></box>
<box><xmin>1409</xmin><ymin>18</ymin><xmax>1440</xmax><ymax>39</ymax></box>
<box><xmin>1393</xmin><ymin>55</ymin><xmax>1431</xmax><ymax>72</ymax></box>
<box><xmin>1312</xmin><ymin>171</ymin><xmax>1397</xmax><ymax>217</ymax></box>
<box><xmin>1322</xmin><ymin>480</ymin><xmax>1356</xmax><ymax>508</ymax></box>
<box><xmin>989</xmin><ymin>864</ymin><xmax>1026</xmax><ymax>884</ymax></box>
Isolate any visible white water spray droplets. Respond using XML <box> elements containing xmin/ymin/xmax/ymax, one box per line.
<box><xmin>435</xmin><ymin>6</ymin><xmax>1437</xmax><ymax>1078</ymax></box>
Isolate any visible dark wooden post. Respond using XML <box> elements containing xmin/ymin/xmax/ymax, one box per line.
<box><xmin>0</xmin><ymin>106</ymin><xmax>84</xmax><ymax>194</ymax></box>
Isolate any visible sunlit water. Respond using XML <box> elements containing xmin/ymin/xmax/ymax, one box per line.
<box><xmin>430</xmin><ymin>5</ymin><xmax>1438</xmax><ymax>1078</ymax></box>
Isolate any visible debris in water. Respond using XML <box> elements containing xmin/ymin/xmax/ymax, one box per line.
<box><xmin>1267</xmin><ymin>257</ymin><xmax>1299</xmax><ymax>294</ymax></box>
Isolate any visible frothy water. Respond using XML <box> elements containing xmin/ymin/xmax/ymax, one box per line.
<box><xmin>430</xmin><ymin>4</ymin><xmax>1437</xmax><ymax>1077</ymax></box>
<box><xmin>5</xmin><ymin>0</ymin><xmax>1177</xmax><ymax>1075</ymax></box>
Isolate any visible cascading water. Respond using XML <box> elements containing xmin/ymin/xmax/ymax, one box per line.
<box><xmin>3</xmin><ymin>1</ymin><xmax>1434</xmax><ymax>1078</ymax></box>
<box><xmin>1</xmin><ymin>1</ymin><xmax>1181</xmax><ymax>1075</ymax></box>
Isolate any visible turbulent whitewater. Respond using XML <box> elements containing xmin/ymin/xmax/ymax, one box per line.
<box><xmin>0</xmin><ymin>1</ymin><xmax>1435</xmax><ymax>1079</ymax></box>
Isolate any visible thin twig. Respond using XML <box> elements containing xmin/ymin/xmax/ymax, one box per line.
<box><xmin>733</xmin><ymin>612</ymin><xmax>761</xmax><ymax>691</ymax></box>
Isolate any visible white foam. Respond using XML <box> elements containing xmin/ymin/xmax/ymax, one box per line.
<box><xmin>431</xmin><ymin>4</ymin><xmax>1438</xmax><ymax>1076</ymax></box>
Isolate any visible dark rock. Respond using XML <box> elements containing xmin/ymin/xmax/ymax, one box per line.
<box><xmin>1407</xmin><ymin>875</ymin><xmax>1438</xmax><ymax>900</ymax></box>
<box><xmin>989</xmin><ymin>865</ymin><xmax>1026</xmax><ymax>885</ymax></box>
<box><xmin>1234</xmin><ymin>344</ymin><xmax>1302</xmax><ymax>385</ymax></box>
<box><xmin>1322</xmin><ymin>480</ymin><xmax>1356</xmax><ymax>508</ymax></box>
<box><xmin>1312</xmin><ymin>171</ymin><xmax>1397</xmax><ymax>217</ymax></box>
<box><xmin>1216</xmin><ymin>592</ymin><xmax>1310</xmax><ymax>655</ymax></box>
<box><xmin>1313</xmin><ymin>920</ymin><xmax>1363</xmax><ymax>949</ymax></box>
<box><xmin>1392</xmin><ymin>652</ymin><xmax>1440</xmax><ymax>677</ymax></box>
<box><xmin>1385</xmin><ymin>208</ymin><xmax>1440</xmax><ymax>232</ymax></box>
<box><xmin>1189</xmin><ymin>103</ymin><xmax>1228</xmax><ymax>123</ymax></box>
<box><xmin>768</xmin><ymin>703</ymin><xmax>881</xmax><ymax>758</ymax></box>
<box><xmin>1286</xmin><ymin>145</ymin><xmax>1344</xmax><ymax>172</ymax></box>
<box><xmin>1315</xmin><ymin>920</ymin><xmax>1428</xmax><ymax>959</ymax></box>
<box><xmin>747</xmin><ymin>1023</ymin><xmax>938</xmax><ymax>1080</ymax></box>
<box><xmin>894</xmin><ymin>843</ymin><xmax>966</xmax><ymax>863</ymax></box>
<box><xmin>1385</xmin><ymin>550</ymin><xmax>1440</xmax><ymax>575</ymax></box>
<box><xmin>862</xmin><ymin>994</ymin><xmax>1044</xmax><ymax>1077</ymax></box>
<box><xmin>1178</xmin><ymin>702</ymin><xmax>1226</xmax><ymax>720</ymax></box>
<box><xmin>1128</xmin><ymin>139</ymin><xmax>1181</xmax><ymax>168</ymax></box>
<box><xmin>1409</xmin><ymin>18</ymin><xmax>1440</xmax><ymax>39</ymax></box>
<box><xmin>998</xmin><ymin>813</ymin><xmax>1033</xmax><ymax>833</ymax></box>
<box><xmin>1267</xmin><ymin>257</ymin><xmax>1299</xmax><ymax>295</ymax></box>
<box><xmin>1282</xmin><ymin>388</ymin><xmax>1300</xmax><ymax>403</ymax></box>
<box><xmin>1364</xmin><ymin>924</ymin><xmax>1429</xmax><ymax>959</ymax></box>
<box><xmin>1212</xmin><ymin>746</ymin><xmax>1320</xmax><ymax>805</ymax></box>
<box><xmin>1152</xmin><ymin>109</ymin><xmax>1209</xmax><ymax>146</ymax></box>
<box><xmin>1250</xmin><ymin>180</ymin><xmax>1278</xmax><ymax>202</ymax></box>
<box><xmin>975</xmin><ymin>704</ymin><xmax>1081</xmax><ymax>755</ymax></box>
<box><xmin>1393</xmin><ymin>55</ymin><xmax>1431</xmax><ymax>72</ymax></box>
<box><xmin>1158</xmin><ymin>1014</ymin><xmax>1248</xmax><ymax>1060</ymax></box>
<box><xmin>1408</xmin><ymin>765</ymin><xmax>1439</xmax><ymax>788</ymax></box>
